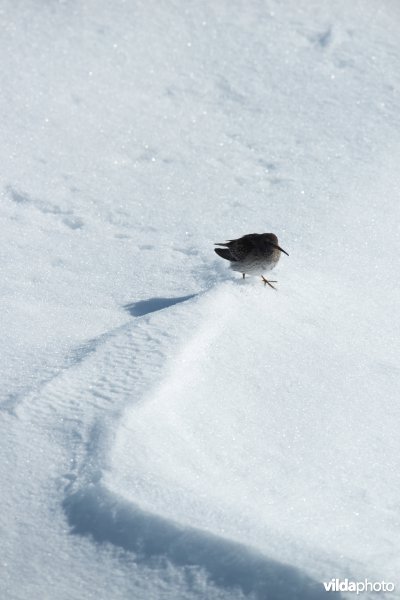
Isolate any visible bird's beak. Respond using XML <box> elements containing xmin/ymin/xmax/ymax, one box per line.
<box><xmin>272</xmin><ymin>243</ymin><xmax>289</xmax><ymax>256</ymax></box>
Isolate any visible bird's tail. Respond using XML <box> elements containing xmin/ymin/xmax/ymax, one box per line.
<box><xmin>214</xmin><ymin>247</ymin><xmax>233</xmax><ymax>261</ymax></box>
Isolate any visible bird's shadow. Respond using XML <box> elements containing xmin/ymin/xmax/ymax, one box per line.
<box><xmin>124</xmin><ymin>294</ymin><xmax>197</xmax><ymax>317</ymax></box>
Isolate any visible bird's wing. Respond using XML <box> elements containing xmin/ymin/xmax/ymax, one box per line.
<box><xmin>227</xmin><ymin>234</ymin><xmax>259</xmax><ymax>261</ymax></box>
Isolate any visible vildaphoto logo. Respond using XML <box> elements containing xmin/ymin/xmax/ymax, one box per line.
<box><xmin>323</xmin><ymin>578</ymin><xmax>395</xmax><ymax>594</ymax></box>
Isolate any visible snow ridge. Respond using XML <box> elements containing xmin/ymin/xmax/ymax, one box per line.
<box><xmin>57</xmin><ymin>283</ymin><xmax>329</xmax><ymax>599</ymax></box>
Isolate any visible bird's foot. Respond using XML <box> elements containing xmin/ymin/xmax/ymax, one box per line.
<box><xmin>261</xmin><ymin>276</ymin><xmax>277</xmax><ymax>289</ymax></box>
<box><xmin>242</xmin><ymin>273</ymin><xmax>245</xmax><ymax>279</ymax></box>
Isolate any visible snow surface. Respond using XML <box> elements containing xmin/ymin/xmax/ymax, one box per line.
<box><xmin>1</xmin><ymin>1</ymin><xmax>400</xmax><ymax>599</ymax></box>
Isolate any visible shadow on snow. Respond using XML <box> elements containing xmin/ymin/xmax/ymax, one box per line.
<box><xmin>124</xmin><ymin>294</ymin><xmax>197</xmax><ymax>317</ymax></box>
<box><xmin>63</xmin><ymin>484</ymin><xmax>338</xmax><ymax>600</ymax></box>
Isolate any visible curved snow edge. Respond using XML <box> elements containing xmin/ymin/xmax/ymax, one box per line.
<box><xmin>63</xmin><ymin>483</ymin><xmax>334</xmax><ymax>600</ymax></box>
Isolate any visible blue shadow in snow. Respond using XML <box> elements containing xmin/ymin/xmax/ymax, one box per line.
<box><xmin>63</xmin><ymin>484</ymin><xmax>338</xmax><ymax>599</ymax></box>
<box><xmin>124</xmin><ymin>294</ymin><xmax>196</xmax><ymax>317</ymax></box>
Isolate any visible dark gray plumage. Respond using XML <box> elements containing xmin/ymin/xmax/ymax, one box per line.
<box><xmin>214</xmin><ymin>233</ymin><xmax>288</xmax><ymax>288</ymax></box>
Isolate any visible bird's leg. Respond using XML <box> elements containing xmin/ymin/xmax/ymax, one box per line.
<box><xmin>261</xmin><ymin>275</ymin><xmax>277</xmax><ymax>289</ymax></box>
<box><xmin>242</xmin><ymin>273</ymin><xmax>245</xmax><ymax>279</ymax></box>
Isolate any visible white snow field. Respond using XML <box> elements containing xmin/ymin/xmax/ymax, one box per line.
<box><xmin>1</xmin><ymin>0</ymin><xmax>400</xmax><ymax>598</ymax></box>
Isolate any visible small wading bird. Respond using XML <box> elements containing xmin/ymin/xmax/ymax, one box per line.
<box><xmin>214</xmin><ymin>233</ymin><xmax>289</xmax><ymax>289</ymax></box>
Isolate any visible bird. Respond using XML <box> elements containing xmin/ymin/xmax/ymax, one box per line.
<box><xmin>214</xmin><ymin>233</ymin><xmax>289</xmax><ymax>289</ymax></box>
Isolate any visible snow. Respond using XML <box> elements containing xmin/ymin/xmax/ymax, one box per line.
<box><xmin>1</xmin><ymin>1</ymin><xmax>400</xmax><ymax>599</ymax></box>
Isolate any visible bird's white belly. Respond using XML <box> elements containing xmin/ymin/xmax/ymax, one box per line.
<box><xmin>230</xmin><ymin>258</ymin><xmax>277</xmax><ymax>275</ymax></box>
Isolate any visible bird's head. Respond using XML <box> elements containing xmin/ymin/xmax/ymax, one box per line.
<box><xmin>263</xmin><ymin>233</ymin><xmax>289</xmax><ymax>256</ymax></box>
